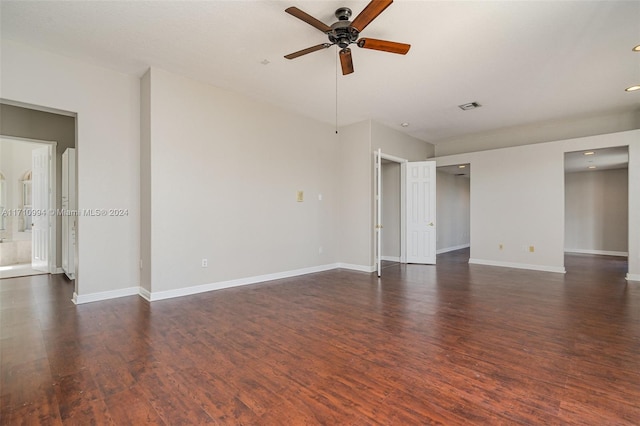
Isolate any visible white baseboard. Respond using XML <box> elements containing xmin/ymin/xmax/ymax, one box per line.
<box><xmin>469</xmin><ymin>258</ymin><xmax>566</xmax><ymax>274</ymax></box>
<box><xmin>381</xmin><ymin>256</ymin><xmax>400</xmax><ymax>262</ymax></box>
<box><xmin>61</xmin><ymin>255</ymin><xmax>640</xmax><ymax>304</ymax></box>
<box><xmin>73</xmin><ymin>286</ymin><xmax>139</xmax><ymax>305</ymax></box>
<box><xmin>626</xmin><ymin>273</ymin><xmax>640</xmax><ymax>282</ymax></box>
<box><xmin>144</xmin><ymin>263</ymin><xmax>341</xmax><ymax>302</ymax></box>
<box><xmin>139</xmin><ymin>287</ymin><xmax>152</xmax><ymax>301</ymax></box>
<box><xmin>337</xmin><ymin>263</ymin><xmax>376</xmax><ymax>273</ymax></box>
<box><xmin>437</xmin><ymin>244</ymin><xmax>470</xmax><ymax>255</ymax></box>
<box><xmin>71</xmin><ymin>261</ymin><xmax>394</xmax><ymax>305</ymax></box>
<box><xmin>565</xmin><ymin>249</ymin><xmax>628</xmax><ymax>257</ymax></box>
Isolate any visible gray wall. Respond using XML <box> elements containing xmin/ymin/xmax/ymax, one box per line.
<box><xmin>434</xmin><ymin>130</ymin><xmax>639</xmax><ymax>276</ymax></box>
<box><xmin>339</xmin><ymin>120</ymin><xmax>434</xmax><ymax>269</ymax></box>
<box><xmin>143</xmin><ymin>67</ymin><xmax>340</xmax><ymax>294</ymax></box>
<box><xmin>565</xmin><ymin>168</ymin><xmax>628</xmax><ymax>254</ymax></box>
<box><xmin>0</xmin><ymin>103</ymin><xmax>76</xmax><ymax>268</ymax></box>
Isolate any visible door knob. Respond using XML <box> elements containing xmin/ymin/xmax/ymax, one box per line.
<box><xmin>428</xmin><ymin>222</ymin><xmax>434</xmax><ymax>226</ymax></box>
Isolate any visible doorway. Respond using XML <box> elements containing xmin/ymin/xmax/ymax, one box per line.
<box><xmin>374</xmin><ymin>150</ymin><xmax>437</xmax><ymax>277</ymax></box>
<box><xmin>0</xmin><ymin>102</ymin><xmax>77</xmax><ymax>280</ymax></box>
<box><xmin>381</xmin><ymin>159</ymin><xmax>402</xmax><ymax>265</ymax></box>
<box><xmin>435</xmin><ymin>164</ymin><xmax>470</xmax><ymax>258</ymax></box>
<box><xmin>375</xmin><ymin>150</ymin><xmax>407</xmax><ymax>276</ymax></box>
<box><xmin>0</xmin><ymin>136</ymin><xmax>56</xmax><ymax>278</ymax></box>
<box><xmin>564</xmin><ymin>146</ymin><xmax>629</xmax><ymax>275</ymax></box>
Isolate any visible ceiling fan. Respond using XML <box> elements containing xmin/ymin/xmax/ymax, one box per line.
<box><xmin>284</xmin><ymin>0</ymin><xmax>410</xmax><ymax>75</ymax></box>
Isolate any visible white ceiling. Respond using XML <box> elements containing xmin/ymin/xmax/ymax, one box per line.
<box><xmin>564</xmin><ymin>146</ymin><xmax>628</xmax><ymax>173</ymax></box>
<box><xmin>1</xmin><ymin>1</ymin><xmax>639</xmax><ymax>145</ymax></box>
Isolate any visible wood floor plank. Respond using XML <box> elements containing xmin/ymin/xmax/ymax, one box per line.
<box><xmin>132</xmin><ymin>361</ymin><xmax>216</xmax><ymax>424</ymax></box>
<box><xmin>102</xmin><ymin>386</ymin><xmax>164</xmax><ymax>425</ymax></box>
<box><xmin>1</xmin><ymin>250</ymin><xmax>639</xmax><ymax>424</ymax></box>
<box><xmin>1</xmin><ymin>357</ymin><xmax>55</xmax><ymax>406</ymax></box>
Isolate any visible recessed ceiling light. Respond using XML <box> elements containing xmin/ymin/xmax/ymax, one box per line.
<box><xmin>588</xmin><ymin>166</ymin><xmax>597</xmax><ymax>169</ymax></box>
<box><xmin>633</xmin><ymin>45</ymin><xmax>640</xmax><ymax>52</ymax></box>
<box><xmin>583</xmin><ymin>151</ymin><xmax>595</xmax><ymax>156</ymax></box>
<box><xmin>458</xmin><ymin>165</ymin><xmax>466</xmax><ymax>169</ymax></box>
<box><xmin>401</xmin><ymin>122</ymin><xmax>410</xmax><ymax>127</ymax></box>
<box><xmin>625</xmin><ymin>85</ymin><xmax>640</xmax><ymax>92</ymax></box>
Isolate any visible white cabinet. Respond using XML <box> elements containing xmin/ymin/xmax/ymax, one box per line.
<box><xmin>62</xmin><ymin>148</ymin><xmax>76</xmax><ymax>279</ymax></box>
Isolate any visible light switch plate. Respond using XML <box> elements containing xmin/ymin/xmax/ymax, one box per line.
<box><xmin>297</xmin><ymin>191</ymin><xmax>304</xmax><ymax>202</ymax></box>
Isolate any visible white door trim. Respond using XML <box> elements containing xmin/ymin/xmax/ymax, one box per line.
<box><xmin>374</xmin><ymin>150</ymin><xmax>408</xmax><ymax>273</ymax></box>
<box><xmin>375</xmin><ymin>149</ymin><xmax>382</xmax><ymax>277</ymax></box>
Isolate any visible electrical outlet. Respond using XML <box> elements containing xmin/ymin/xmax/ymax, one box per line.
<box><xmin>499</xmin><ymin>244</ymin><xmax>503</xmax><ymax>250</ymax></box>
<box><xmin>529</xmin><ymin>246</ymin><xmax>535</xmax><ymax>253</ymax></box>
<box><xmin>202</xmin><ymin>258</ymin><xmax>208</xmax><ymax>267</ymax></box>
<box><xmin>297</xmin><ymin>191</ymin><xmax>304</xmax><ymax>202</ymax></box>
<box><xmin>319</xmin><ymin>246</ymin><xmax>323</xmax><ymax>254</ymax></box>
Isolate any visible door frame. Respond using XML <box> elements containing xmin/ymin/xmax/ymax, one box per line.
<box><xmin>1</xmin><ymin>134</ymin><xmax>57</xmax><ymax>274</ymax></box>
<box><xmin>563</xmin><ymin>146</ymin><xmax>629</xmax><ymax>267</ymax></box>
<box><xmin>374</xmin><ymin>149</ymin><xmax>408</xmax><ymax>276</ymax></box>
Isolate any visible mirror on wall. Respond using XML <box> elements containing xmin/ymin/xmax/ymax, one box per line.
<box><xmin>22</xmin><ymin>170</ymin><xmax>32</xmax><ymax>232</ymax></box>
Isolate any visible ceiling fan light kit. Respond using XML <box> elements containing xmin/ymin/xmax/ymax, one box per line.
<box><xmin>284</xmin><ymin>0</ymin><xmax>411</xmax><ymax>75</ymax></box>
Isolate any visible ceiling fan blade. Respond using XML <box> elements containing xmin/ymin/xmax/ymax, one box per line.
<box><xmin>285</xmin><ymin>7</ymin><xmax>332</xmax><ymax>33</ymax></box>
<box><xmin>284</xmin><ymin>43</ymin><xmax>331</xmax><ymax>60</ymax></box>
<box><xmin>357</xmin><ymin>38</ymin><xmax>410</xmax><ymax>54</ymax></box>
<box><xmin>339</xmin><ymin>48</ymin><xmax>354</xmax><ymax>75</ymax></box>
<box><xmin>350</xmin><ymin>0</ymin><xmax>393</xmax><ymax>32</ymax></box>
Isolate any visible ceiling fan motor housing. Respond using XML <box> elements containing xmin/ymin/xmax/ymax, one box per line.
<box><xmin>328</xmin><ymin>10</ymin><xmax>359</xmax><ymax>49</ymax></box>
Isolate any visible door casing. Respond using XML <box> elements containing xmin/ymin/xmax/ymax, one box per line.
<box><xmin>375</xmin><ymin>151</ymin><xmax>436</xmax><ymax>274</ymax></box>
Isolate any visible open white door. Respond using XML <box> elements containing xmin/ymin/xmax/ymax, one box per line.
<box><xmin>375</xmin><ymin>149</ymin><xmax>382</xmax><ymax>277</ymax></box>
<box><xmin>405</xmin><ymin>161</ymin><xmax>436</xmax><ymax>264</ymax></box>
<box><xmin>32</xmin><ymin>145</ymin><xmax>50</xmax><ymax>272</ymax></box>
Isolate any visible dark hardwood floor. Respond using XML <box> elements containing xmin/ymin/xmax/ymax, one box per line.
<box><xmin>1</xmin><ymin>250</ymin><xmax>639</xmax><ymax>424</ymax></box>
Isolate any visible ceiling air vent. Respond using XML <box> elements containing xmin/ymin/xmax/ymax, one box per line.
<box><xmin>458</xmin><ymin>102</ymin><xmax>481</xmax><ymax>111</ymax></box>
